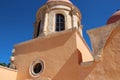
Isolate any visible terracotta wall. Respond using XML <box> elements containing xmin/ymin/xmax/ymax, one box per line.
<box><xmin>14</xmin><ymin>29</ymin><xmax>94</xmax><ymax>80</ymax></box>
<box><xmin>14</xmin><ymin>30</ymin><xmax>76</xmax><ymax>80</ymax></box>
<box><xmin>84</xmin><ymin>23</ymin><xmax>120</xmax><ymax>80</ymax></box>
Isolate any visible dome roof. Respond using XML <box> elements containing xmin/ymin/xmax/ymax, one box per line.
<box><xmin>47</xmin><ymin>0</ymin><xmax>72</xmax><ymax>4</ymax></box>
<box><xmin>107</xmin><ymin>10</ymin><xmax>120</xmax><ymax>24</ymax></box>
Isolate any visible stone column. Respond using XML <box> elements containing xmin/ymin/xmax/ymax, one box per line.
<box><xmin>79</xmin><ymin>25</ymin><xmax>83</xmax><ymax>37</ymax></box>
<box><xmin>72</xmin><ymin>15</ymin><xmax>76</xmax><ymax>28</ymax></box>
<box><xmin>71</xmin><ymin>9</ymin><xmax>77</xmax><ymax>29</ymax></box>
<box><xmin>43</xmin><ymin>12</ymin><xmax>49</xmax><ymax>35</ymax></box>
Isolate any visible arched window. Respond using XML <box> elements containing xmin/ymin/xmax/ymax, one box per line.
<box><xmin>56</xmin><ymin>14</ymin><xmax>65</xmax><ymax>31</ymax></box>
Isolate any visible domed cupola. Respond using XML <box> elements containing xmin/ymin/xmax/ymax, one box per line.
<box><xmin>107</xmin><ymin>10</ymin><xmax>120</xmax><ymax>24</ymax></box>
<box><xmin>33</xmin><ymin>0</ymin><xmax>82</xmax><ymax>38</ymax></box>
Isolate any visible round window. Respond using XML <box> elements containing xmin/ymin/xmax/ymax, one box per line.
<box><xmin>29</xmin><ymin>59</ymin><xmax>44</xmax><ymax>77</ymax></box>
<box><xmin>33</xmin><ymin>63</ymin><xmax>42</xmax><ymax>74</ymax></box>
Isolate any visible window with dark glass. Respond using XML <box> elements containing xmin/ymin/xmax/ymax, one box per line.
<box><xmin>33</xmin><ymin>63</ymin><xmax>42</xmax><ymax>74</ymax></box>
<box><xmin>36</xmin><ymin>21</ymin><xmax>41</xmax><ymax>37</ymax></box>
<box><xmin>30</xmin><ymin>59</ymin><xmax>44</xmax><ymax>77</ymax></box>
<box><xmin>56</xmin><ymin>14</ymin><xmax>65</xmax><ymax>31</ymax></box>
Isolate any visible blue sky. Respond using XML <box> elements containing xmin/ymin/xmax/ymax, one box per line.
<box><xmin>0</xmin><ymin>0</ymin><xmax>120</xmax><ymax>63</ymax></box>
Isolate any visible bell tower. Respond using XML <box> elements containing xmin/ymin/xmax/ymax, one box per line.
<box><xmin>33</xmin><ymin>0</ymin><xmax>82</xmax><ymax>38</ymax></box>
<box><xmin>12</xmin><ymin>0</ymin><xmax>93</xmax><ymax>80</ymax></box>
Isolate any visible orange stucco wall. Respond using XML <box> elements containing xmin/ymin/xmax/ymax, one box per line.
<box><xmin>14</xmin><ymin>29</ymin><xmax>77</xmax><ymax>80</ymax></box>
<box><xmin>76</xmin><ymin>32</ymin><xmax>93</xmax><ymax>62</ymax></box>
<box><xmin>83</xmin><ymin>24</ymin><xmax>120</xmax><ymax>80</ymax></box>
<box><xmin>0</xmin><ymin>66</ymin><xmax>17</xmax><ymax>80</ymax></box>
<box><xmin>13</xmin><ymin>29</ymin><xmax>93</xmax><ymax>80</ymax></box>
<box><xmin>53</xmin><ymin>50</ymin><xmax>82</xmax><ymax>80</ymax></box>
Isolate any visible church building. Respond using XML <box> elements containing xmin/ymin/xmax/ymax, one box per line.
<box><xmin>0</xmin><ymin>0</ymin><xmax>120</xmax><ymax>80</ymax></box>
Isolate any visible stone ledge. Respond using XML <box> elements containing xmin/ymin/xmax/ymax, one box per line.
<box><xmin>25</xmin><ymin>77</ymin><xmax>51</xmax><ymax>80</ymax></box>
<box><xmin>80</xmin><ymin>61</ymin><xmax>94</xmax><ymax>66</ymax></box>
<box><xmin>0</xmin><ymin>65</ymin><xmax>17</xmax><ymax>72</ymax></box>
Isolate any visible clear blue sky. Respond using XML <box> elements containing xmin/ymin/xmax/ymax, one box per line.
<box><xmin>0</xmin><ymin>0</ymin><xmax>120</xmax><ymax>63</ymax></box>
